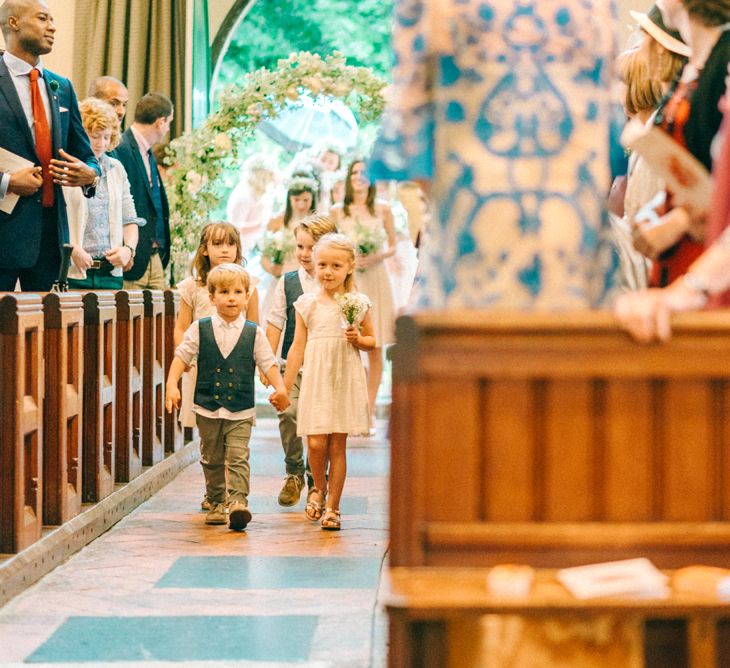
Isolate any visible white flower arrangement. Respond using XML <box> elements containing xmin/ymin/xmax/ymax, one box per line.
<box><xmin>165</xmin><ymin>51</ymin><xmax>386</xmax><ymax>284</ymax></box>
<box><xmin>255</xmin><ymin>229</ymin><xmax>296</xmax><ymax>266</ymax></box>
<box><xmin>335</xmin><ymin>291</ymin><xmax>372</xmax><ymax>327</ymax></box>
<box><xmin>353</xmin><ymin>218</ymin><xmax>387</xmax><ymax>260</ymax></box>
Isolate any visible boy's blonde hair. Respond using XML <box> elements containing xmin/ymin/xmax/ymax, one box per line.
<box><xmin>207</xmin><ymin>263</ymin><xmax>250</xmax><ymax>295</ymax></box>
<box><xmin>294</xmin><ymin>214</ymin><xmax>338</xmax><ymax>242</ymax></box>
<box><xmin>314</xmin><ymin>232</ymin><xmax>357</xmax><ymax>293</ymax></box>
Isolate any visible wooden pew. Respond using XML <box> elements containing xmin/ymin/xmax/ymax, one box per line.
<box><xmin>114</xmin><ymin>291</ymin><xmax>144</xmax><ymax>482</ymax></box>
<box><xmin>42</xmin><ymin>292</ymin><xmax>83</xmax><ymax>525</ymax></box>
<box><xmin>0</xmin><ymin>294</ymin><xmax>44</xmax><ymax>553</ymax></box>
<box><xmin>387</xmin><ymin>310</ymin><xmax>730</xmax><ymax>667</ymax></box>
<box><xmin>390</xmin><ymin>310</ymin><xmax>730</xmax><ymax>569</ymax></box>
<box><xmin>142</xmin><ymin>290</ymin><xmax>165</xmax><ymax>466</ymax></box>
<box><xmin>163</xmin><ymin>289</ymin><xmax>183</xmax><ymax>454</ymax></box>
<box><xmin>385</xmin><ymin>567</ymin><xmax>730</xmax><ymax>668</ymax></box>
<box><xmin>81</xmin><ymin>292</ymin><xmax>116</xmax><ymax>502</ymax></box>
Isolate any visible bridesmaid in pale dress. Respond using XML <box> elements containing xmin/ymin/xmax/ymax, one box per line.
<box><xmin>331</xmin><ymin>160</ymin><xmax>397</xmax><ymax>432</ymax></box>
<box><xmin>259</xmin><ymin>176</ymin><xmax>318</xmax><ymax>322</ymax></box>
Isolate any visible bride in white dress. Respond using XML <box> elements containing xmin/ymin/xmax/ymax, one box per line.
<box><xmin>331</xmin><ymin>159</ymin><xmax>397</xmax><ymax>432</ymax></box>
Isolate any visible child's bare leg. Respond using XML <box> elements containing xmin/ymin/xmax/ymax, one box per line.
<box><xmin>366</xmin><ymin>347</ymin><xmax>382</xmax><ymax>427</ymax></box>
<box><xmin>307</xmin><ymin>434</ymin><xmax>328</xmax><ymax>501</ymax></box>
<box><xmin>325</xmin><ymin>433</ymin><xmax>347</xmax><ymax>510</ymax></box>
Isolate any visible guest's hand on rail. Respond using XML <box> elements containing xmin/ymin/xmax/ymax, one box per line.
<box><xmin>165</xmin><ymin>386</ymin><xmax>181</xmax><ymax>413</ymax></box>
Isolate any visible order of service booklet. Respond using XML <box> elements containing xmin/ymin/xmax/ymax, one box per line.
<box><xmin>621</xmin><ymin>118</ymin><xmax>712</xmax><ymax>214</ymax></box>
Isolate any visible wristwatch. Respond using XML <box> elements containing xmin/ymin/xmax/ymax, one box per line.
<box><xmin>123</xmin><ymin>243</ymin><xmax>136</xmax><ymax>258</ymax></box>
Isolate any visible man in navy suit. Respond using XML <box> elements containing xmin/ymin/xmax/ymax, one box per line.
<box><xmin>117</xmin><ymin>92</ymin><xmax>172</xmax><ymax>290</ymax></box>
<box><xmin>0</xmin><ymin>0</ymin><xmax>99</xmax><ymax>291</ymax></box>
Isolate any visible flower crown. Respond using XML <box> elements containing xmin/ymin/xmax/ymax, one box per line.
<box><xmin>287</xmin><ymin>175</ymin><xmax>318</xmax><ymax>192</ymax></box>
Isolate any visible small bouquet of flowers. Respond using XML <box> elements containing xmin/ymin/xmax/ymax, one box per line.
<box><xmin>353</xmin><ymin>219</ymin><xmax>386</xmax><ymax>260</ymax></box>
<box><xmin>255</xmin><ymin>229</ymin><xmax>295</xmax><ymax>266</ymax></box>
<box><xmin>335</xmin><ymin>292</ymin><xmax>372</xmax><ymax>329</ymax></box>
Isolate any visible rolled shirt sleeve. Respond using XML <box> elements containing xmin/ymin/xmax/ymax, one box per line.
<box><xmin>174</xmin><ymin>321</ymin><xmax>200</xmax><ymax>367</ymax></box>
<box><xmin>253</xmin><ymin>326</ymin><xmax>279</xmax><ymax>374</ymax></box>
<box><xmin>266</xmin><ymin>278</ymin><xmax>287</xmax><ymax>330</ymax></box>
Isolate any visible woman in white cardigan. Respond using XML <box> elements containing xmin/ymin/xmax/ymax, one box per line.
<box><xmin>65</xmin><ymin>98</ymin><xmax>143</xmax><ymax>289</ymax></box>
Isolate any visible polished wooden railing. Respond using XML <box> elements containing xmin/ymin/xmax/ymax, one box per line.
<box><xmin>0</xmin><ymin>289</ymin><xmax>181</xmax><ymax>555</ymax></box>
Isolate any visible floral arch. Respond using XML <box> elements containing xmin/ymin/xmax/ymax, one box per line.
<box><xmin>165</xmin><ymin>51</ymin><xmax>387</xmax><ymax>281</ymax></box>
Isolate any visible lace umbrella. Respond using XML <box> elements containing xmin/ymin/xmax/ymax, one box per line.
<box><xmin>260</xmin><ymin>97</ymin><xmax>358</xmax><ymax>154</ymax></box>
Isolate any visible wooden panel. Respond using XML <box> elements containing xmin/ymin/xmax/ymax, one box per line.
<box><xmin>163</xmin><ymin>290</ymin><xmax>183</xmax><ymax>454</ymax></box>
<box><xmin>82</xmin><ymin>293</ymin><xmax>116</xmax><ymax>503</ymax></box>
<box><xmin>423</xmin><ymin>379</ymin><xmax>481</xmax><ymax>524</ymax></box>
<box><xmin>42</xmin><ymin>293</ymin><xmax>83</xmax><ymax>525</ymax></box>
<box><xmin>603</xmin><ymin>380</ymin><xmax>655</xmax><ymax>520</ymax></box>
<box><xmin>141</xmin><ymin>290</ymin><xmax>165</xmax><ymax>466</ymax></box>
<box><xmin>0</xmin><ymin>294</ymin><xmax>44</xmax><ymax>553</ymax></box>
<box><xmin>663</xmin><ymin>381</ymin><xmax>714</xmax><ymax>521</ymax></box>
<box><xmin>482</xmin><ymin>380</ymin><xmax>535</xmax><ymax>521</ymax></box>
<box><xmin>543</xmin><ymin>380</ymin><xmax>595</xmax><ymax>521</ymax></box>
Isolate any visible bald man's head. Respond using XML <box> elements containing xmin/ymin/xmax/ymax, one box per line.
<box><xmin>0</xmin><ymin>0</ymin><xmax>54</xmax><ymax>59</ymax></box>
<box><xmin>89</xmin><ymin>76</ymin><xmax>129</xmax><ymax>123</ymax></box>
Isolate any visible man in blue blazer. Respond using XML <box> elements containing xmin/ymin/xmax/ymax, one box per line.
<box><xmin>117</xmin><ymin>93</ymin><xmax>172</xmax><ymax>289</ymax></box>
<box><xmin>0</xmin><ymin>0</ymin><xmax>99</xmax><ymax>291</ymax></box>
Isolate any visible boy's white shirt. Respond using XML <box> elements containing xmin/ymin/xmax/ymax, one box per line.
<box><xmin>267</xmin><ymin>266</ymin><xmax>317</xmax><ymax>330</ymax></box>
<box><xmin>267</xmin><ymin>266</ymin><xmax>317</xmax><ymax>363</ymax></box>
<box><xmin>175</xmin><ymin>313</ymin><xmax>278</xmax><ymax>421</ymax></box>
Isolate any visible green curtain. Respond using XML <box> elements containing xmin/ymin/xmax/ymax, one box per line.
<box><xmin>73</xmin><ymin>0</ymin><xmax>187</xmax><ymax>139</ymax></box>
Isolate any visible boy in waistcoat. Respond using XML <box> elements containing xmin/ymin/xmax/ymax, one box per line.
<box><xmin>266</xmin><ymin>215</ymin><xmax>337</xmax><ymax>506</ymax></box>
<box><xmin>166</xmin><ymin>263</ymin><xmax>289</xmax><ymax>530</ymax></box>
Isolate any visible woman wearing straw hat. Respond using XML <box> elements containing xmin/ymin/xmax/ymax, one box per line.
<box><xmin>630</xmin><ymin>0</ymin><xmax>730</xmax><ymax>286</ymax></box>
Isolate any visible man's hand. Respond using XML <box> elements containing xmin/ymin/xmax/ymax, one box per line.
<box><xmin>8</xmin><ymin>166</ymin><xmax>42</xmax><ymax>196</ymax></box>
<box><xmin>49</xmin><ymin>149</ymin><xmax>97</xmax><ymax>187</ymax></box>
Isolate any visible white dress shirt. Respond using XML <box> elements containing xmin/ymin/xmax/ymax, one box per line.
<box><xmin>130</xmin><ymin>125</ymin><xmax>153</xmax><ymax>186</ymax></box>
<box><xmin>0</xmin><ymin>51</ymin><xmax>53</xmax><ymax>200</ymax></box>
<box><xmin>175</xmin><ymin>313</ymin><xmax>278</xmax><ymax>421</ymax></box>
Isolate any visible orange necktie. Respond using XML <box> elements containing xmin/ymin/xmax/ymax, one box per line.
<box><xmin>28</xmin><ymin>68</ymin><xmax>54</xmax><ymax>207</ymax></box>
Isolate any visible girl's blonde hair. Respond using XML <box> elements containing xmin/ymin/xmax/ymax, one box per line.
<box><xmin>314</xmin><ymin>232</ymin><xmax>357</xmax><ymax>293</ymax></box>
<box><xmin>191</xmin><ymin>222</ymin><xmax>244</xmax><ymax>286</ymax></box>
<box><xmin>645</xmin><ymin>34</ymin><xmax>687</xmax><ymax>85</ymax></box>
<box><xmin>207</xmin><ymin>263</ymin><xmax>250</xmax><ymax>295</ymax></box>
<box><xmin>79</xmin><ymin>97</ymin><xmax>121</xmax><ymax>150</ymax></box>
<box><xmin>293</xmin><ymin>214</ymin><xmax>338</xmax><ymax>242</ymax></box>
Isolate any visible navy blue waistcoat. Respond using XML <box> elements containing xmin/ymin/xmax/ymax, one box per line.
<box><xmin>281</xmin><ymin>270</ymin><xmax>304</xmax><ymax>360</ymax></box>
<box><xmin>194</xmin><ymin>318</ymin><xmax>256</xmax><ymax>412</ymax></box>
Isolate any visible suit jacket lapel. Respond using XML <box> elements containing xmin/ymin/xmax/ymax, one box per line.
<box><xmin>125</xmin><ymin>129</ymin><xmax>154</xmax><ymax>200</ymax></box>
<box><xmin>0</xmin><ymin>59</ymin><xmax>37</xmax><ymax>156</ymax></box>
<box><xmin>44</xmin><ymin>73</ymin><xmax>63</xmax><ymax>157</ymax></box>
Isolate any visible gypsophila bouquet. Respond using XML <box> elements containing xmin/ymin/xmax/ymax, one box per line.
<box><xmin>255</xmin><ymin>229</ymin><xmax>295</xmax><ymax>266</ymax></box>
<box><xmin>335</xmin><ymin>292</ymin><xmax>372</xmax><ymax>328</ymax></box>
<box><xmin>352</xmin><ymin>219</ymin><xmax>386</xmax><ymax>271</ymax></box>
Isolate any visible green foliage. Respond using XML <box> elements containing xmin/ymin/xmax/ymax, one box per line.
<box><xmin>216</xmin><ymin>0</ymin><xmax>394</xmax><ymax>98</ymax></box>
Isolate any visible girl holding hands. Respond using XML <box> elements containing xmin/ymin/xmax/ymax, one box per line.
<box><xmin>283</xmin><ymin>233</ymin><xmax>375</xmax><ymax>530</ymax></box>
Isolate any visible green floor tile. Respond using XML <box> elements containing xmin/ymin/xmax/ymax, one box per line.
<box><xmin>27</xmin><ymin>615</ymin><xmax>316</xmax><ymax>662</ymax></box>
<box><xmin>156</xmin><ymin>556</ymin><xmax>381</xmax><ymax>590</ymax></box>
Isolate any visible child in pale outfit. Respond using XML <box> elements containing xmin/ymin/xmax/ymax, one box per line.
<box><xmin>283</xmin><ymin>233</ymin><xmax>375</xmax><ymax>530</ymax></box>
<box><xmin>266</xmin><ymin>215</ymin><xmax>338</xmax><ymax>507</ymax></box>
<box><xmin>173</xmin><ymin>222</ymin><xmax>260</xmax><ymax>511</ymax></box>
<box><xmin>166</xmin><ymin>263</ymin><xmax>289</xmax><ymax>531</ymax></box>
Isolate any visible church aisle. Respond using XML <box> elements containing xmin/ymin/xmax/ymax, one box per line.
<box><xmin>0</xmin><ymin>420</ymin><xmax>389</xmax><ymax>667</ymax></box>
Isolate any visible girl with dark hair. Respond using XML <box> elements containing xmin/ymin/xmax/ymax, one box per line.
<box><xmin>331</xmin><ymin>160</ymin><xmax>397</xmax><ymax>434</ymax></box>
